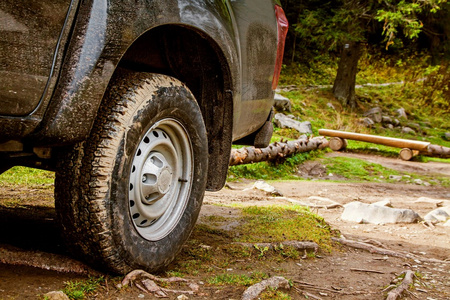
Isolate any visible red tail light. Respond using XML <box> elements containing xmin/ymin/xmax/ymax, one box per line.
<box><xmin>272</xmin><ymin>5</ymin><xmax>288</xmax><ymax>90</ymax></box>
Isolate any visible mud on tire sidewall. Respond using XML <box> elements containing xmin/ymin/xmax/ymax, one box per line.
<box><xmin>101</xmin><ymin>77</ymin><xmax>207</xmax><ymax>272</ymax></box>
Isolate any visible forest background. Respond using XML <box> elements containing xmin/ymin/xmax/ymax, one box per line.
<box><xmin>279</xmin><ymin>0</ymin><xmax>450</xmax><ymax>113</ymax></box>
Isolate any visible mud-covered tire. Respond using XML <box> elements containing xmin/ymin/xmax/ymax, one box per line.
<box><xmin>55</xmin><ymin>72</ymin><xmax>208</xmax><ymax>273</ymax></box>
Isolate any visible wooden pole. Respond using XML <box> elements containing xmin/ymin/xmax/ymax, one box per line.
<box><xmin>319</xmin><ymin>129</ymin><xmax>450</xmax><ymax>159</ymax></box>
<box><xmin>318</xmin><ymin>129</ymin><xmax>430</xmax><ymax>151</ymax></box>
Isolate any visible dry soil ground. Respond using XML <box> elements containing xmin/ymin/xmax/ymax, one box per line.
<box><xmin>0</xmin><ymin>152</ymin><xmax>449</xmax><ymax>300</ymax></box>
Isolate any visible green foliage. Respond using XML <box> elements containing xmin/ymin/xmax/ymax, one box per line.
<box><xmin>420</xmin><ymin>64</ymin><xmax>450</xmax><ymax>111</ymax></box>
<box><xmin>260</xmin><ymin>289</ymin><xmax>292</xmax><ymax>300</ymax></box>
<box><xmin>323</xmin><ymin>157</ymin><xmax>401</xmax><ymax>181</ymax></box>
<box><xmin>0</xmin><ymin>166</ymin><xmax>54</xmax><ymax>187</ymax></box>
<box><xmin>63</xmin><ymin>277</ymin><xmax>104</xmax><ymax>300</ymax></box>
<box><xmin>376</xmin><ymin>0</ymin><xmax>448</xmax><ymax>48</ymax></box>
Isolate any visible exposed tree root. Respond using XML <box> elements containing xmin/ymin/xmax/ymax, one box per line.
<box><xmin>386</xmin><ymin>270</ymin><xmax>416</xmax><ymax>300</ymax></box>
<box><xmin>332</xmin><ymin>237</ymin><xmax>450</xmax><ymax>264</ymax></box>
<box><xmin>234</xmin><ymin>241</ymin><xmax>319</xmax><ymax>253</ymax></box>
<box><xmin>242</xmin><ymin>276</ymin><xmax>290</xmax><ymax>300</ymax></box>
<box><xmin>293</xmin><ymin>280</ymin><xmax>377</xmax><ymax>296</ymax></box>
<box><xmin>118</xmin><ymin>269</ymin><xmax>197</xmax><ymax>297</ymax></box>
<box><xmin>0</xmin><ymin>245</ymin><xmax>100</xmax><ymax>275</ymax></box>
<box><xmin>273</xmin><ymin>196</ymin><xmax>343</xmax><ymax>209</ymax></box>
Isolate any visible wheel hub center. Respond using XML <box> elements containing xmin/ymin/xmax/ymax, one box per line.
<box><xmin>158</xmin><ymin>167</ymin><xmax>172</xmax><ymax>194</ymax></box>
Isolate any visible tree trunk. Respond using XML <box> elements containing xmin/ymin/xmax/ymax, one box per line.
<box><xmin>332</xmin><ymin>42</ymin><xmax>362</xmax><ymax>109</ymax></box>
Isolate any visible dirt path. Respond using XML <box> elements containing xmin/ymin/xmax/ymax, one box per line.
<box><xmin>0</xmin><ymin>152</ymin><xmax>449</xmax><ymax>299</ymax></box>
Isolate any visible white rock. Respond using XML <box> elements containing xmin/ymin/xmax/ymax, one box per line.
<box><xmin>372</xmin><ymin>199</ymin><xmax>392</xmax><ymax>207</ymax></box>
<box><xmin>389</xmin><ymin>175</ymin><xmax>402</xmax><ymax>181</ymax></box>
<box><xmin>274</xmin><ymin>93</ymin><xmax>292</xmax><ymax>112</ymax></box>
<box><xmin>414</xmin><ymin>197</ymin><xmax>446</xmax><ymax>207</ymax></box>
<box><xmin>43</xmin><ymin>291</ymin><xmax>69</xmax><ymax>300</ymax></box>
<box><xmin>424</xmin><ymin>206</ymin><xmax>450</xmax><ymax>224</ymax></box>
<box><xmin>341</xmin><ymin>201</ymin><xmax>422</xmax><ymax>224</ymax></box>
<box><xmin>396</xmin><ymin>107</ymin><xmax>408</xmax><ymax>119</ymax></box>
<box><xmin>273</xmin><ymin>113</ymin><xmax>313</xmax><ymax>134</ymax></box>
<box><xmin>414</xmin><ymin>179</ymin><xmax>424</xmax><ymax>185</ymax></box>
<box><xmin>246</xmin><ymin>180</ymin><xmax>282</xmax><ymax>196</ymax></box>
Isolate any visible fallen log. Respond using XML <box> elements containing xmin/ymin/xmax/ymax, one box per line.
<box><xmin>230</xmin><ymin>137</ymin><xmax>328</xmax><ymax>166</ymax></box>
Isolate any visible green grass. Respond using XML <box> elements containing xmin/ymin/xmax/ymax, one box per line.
<box><xmin>63</xmin><ymin>277</ymin><xmax>104</xmax><ymax>300</ymax></box>
<box><xmin>168</xmin><ymin>204</ymin><xmax>335</xmax><ymax>277</ymax></box>
<box><xmin>320</xmin><ymin>155</ymin><xmax>450</xmax><ymax>186</ymax></box>
<box><xmin>228</xmin><ymin>150</ymin><xmax>325</xmax><ymax>181</ymax></box>
<box><xmin>0</xmin><ymin>166</ymin><xmax>54</xmax><ymax>186</ymax></box>
<box><xmin>323</xmin><ymin>156</ymin><xmax>400</xmax><ymax>181</ymax></box>
<box><xmin>235</xmin><ymin>205</ymin><xmax>334</xmax><ymax>252</ymax></box>
<box><xmin>207</xmin><ymin>272</ymin><xmax>268</xmax><ymax>286</ymax></box>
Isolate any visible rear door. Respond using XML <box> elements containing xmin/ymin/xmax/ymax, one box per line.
<box><xmin>0</xmin><ymin>0</ymin><xmax>73</xmax><ymax>116</ymax></box>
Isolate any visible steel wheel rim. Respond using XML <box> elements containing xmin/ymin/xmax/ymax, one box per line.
<box><xmin>128</xmin><ymin>118</ymin><xmax>193</xmax><ymax>241</ymax></box>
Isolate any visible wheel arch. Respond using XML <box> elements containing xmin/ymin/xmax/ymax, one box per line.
<box><xmin>115</xmin><ymin>24</ymin><xmax>233</xmax><ymax>191</ymax></box>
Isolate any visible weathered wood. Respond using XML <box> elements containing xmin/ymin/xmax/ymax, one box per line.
<box><xmin>229</xmin><ymin>137</ymin><xmax>328</xmax><ymax>166</ymax></box>
<box><xmin>320</xmin><ymin>129</ymin><xmax>450</xmax><ymax>158</ymax></box>
<box><xmin>329</xmin><ymin>137</ymin><xmax>347</xmax><ymax>151</ymax></box>
<box><xmin>319</xmin><ymin>129</ymin><xmax>430</xmax><ymax>150</ymax></box>
<box><xmin>386</xmin><ymin>270</ymin><xmax>415</xmax><ymax>300</ymax></box>
<box><xmin>332</xmin><ymin>237</ymin><xmax>450</xmax><ymax>264</ymax></box>
<box><xmin>425</xmin><ymin>144</ymin><xmax>450</xmax><ymax>158</ymax></box>
<box><xmin>399</xmin><ymin>148</ymin><xmax>413</xmax><ymax>161</ymax></box>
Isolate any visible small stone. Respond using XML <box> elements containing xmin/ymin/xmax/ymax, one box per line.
<box><xmin>424</xmin><ymin>206</ymin><xmax>450</xmax><ymax>223</ymax></box>
<box><xmin>274</xmin><ymin>94</ymin><xmax>292</xmax><ymax>112</ymax></box>
<box><xmin>364</xmin><ymin>107</ymin><xmax>383</xmax><ymax>123</ymax></box>
<box><xmin>382</xmin><ymin>115</ymin><xmax>392</xmax><ymax>124</ymax></box>
<box><xmin>414</xmin><ymin>179</ymin><xmax>424</xmax><ymax>185</ymax></box>
<box><xmin>385</xmin><ymin>124</ymin><xmax>394</xmax><ymax>129</ymax></box>
<box><xmin>327</xmin><ymin>102</ymin><xmax>336</xmax><ymax>110</ymax></box>
<box><xmin>363</xmin><ymin>117</ymin><xmax>375</xmax><ymax>127</ymax></box>
<box><xmin>396</xmin><ymin>107</ymin><xmax>408</xmax><ymax>119</ymax></box>
<box><xmin>414</xmin><ymin>197</ymin><xmax>445</xmax><ymax>207</ymax></box>
<box><xmin>408</xmin><ymin>123</ymin><xmax>421</xmax><ymax>131</ymax></box>
<box><xmin>389</xmin><ymin>175</ymin><xmax>402</xmax><ymax>181</ymax></box>
<box><xmin>444</xmin><ymin>132</ymin><xmax>450</xmax><ymax>141</ymax></box>
<box><xmin>247</xmin><ymin>180</ymin><xmax>283</xmax><ymax>196</ymax></box>
<box><xmin>273</xmin><ymin>113</ymin><xmax>312</xmax><ymax>134</ymax></box>
<box><xmin>372</xmin><ymin>199</ymin><xmax>392</xmax><ymax>207</ymax></box>
<box><xmin>393</xmin><ymin>118</ymin><xmax>401</xmax><ymax>126</ymax></box>
<box><xmin>177</xmin><ymin>295</ymin><xmax>189</xmax><ymax>300</ymax></box>
<box><xmin>43</xmin><ymin>291</ymin><xmax>69</xmax><ymax>300</ymax></box>
<box><xmin>138</xmin><ymin>294</ymin><xmax>145</xmax><ymax>299</ymax></box>
<box><xmin>402</xmin><ymin>127</ymin><xmax>416</xmax><ymax>135</ymax></box>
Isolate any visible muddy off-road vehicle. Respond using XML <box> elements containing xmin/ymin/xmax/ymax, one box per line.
<box><xmin>0</xmin><ymin>1</ymin><xmax>288</xmax><ymax>273</ymax></box>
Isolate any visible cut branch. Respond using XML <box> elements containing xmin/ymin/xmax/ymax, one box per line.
<box><xmin>230</xmin><ymin>137</ymin><xmax>328</xmax><ymax>166</ymax></box>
